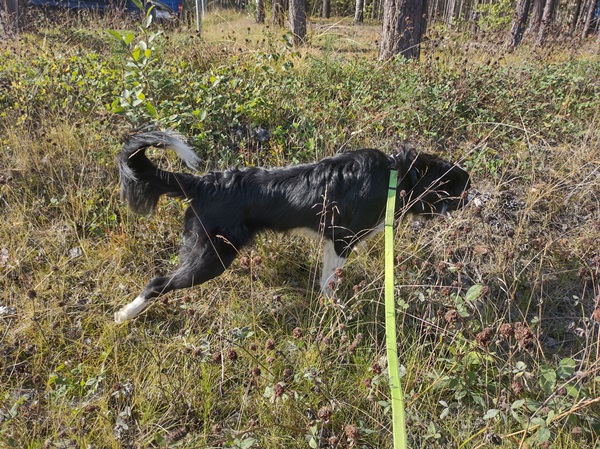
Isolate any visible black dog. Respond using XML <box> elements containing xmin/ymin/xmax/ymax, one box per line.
<box><xmin>114</xmin><ymin>130</ymin><xmax>470</xmax><ymax>323</ymax></box>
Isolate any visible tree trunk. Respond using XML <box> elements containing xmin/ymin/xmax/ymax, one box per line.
<box><xmin>469</xmin><ymin>0</ymin><xmax>481</xmax><ymax>35</ymax></box>
<box><xmin>354</xmin><ymin>0</ymin><xmax>364</xmax><ymax>23</ymax></box>
<box><xmin>272</xmin><ymin>0</ymin><xmax>285</xmax><ymax>27</ymax></box>
<box><xmin>379</xmin><ymin>0</ymin><xmax>428</xmax><ymax>60</ymax></box>
<box><xmin>445</xmin><ymin>0</ymin><xmax>456</xmax><ymax>25</ymax></box>
<box><xmin>256</xmin><ymin>0</ymin><xmax>265</xmax><ymax>23</ymax></box>
<box><xmin>526</xmin><ymin>0</ymin><xmax>545</xmax><ymax>34</ymax></box>
<box><xmin>289</xmin><ymin>0</ymin><xmax>306</xmax><ymax>45</ymax></box>
<box><xmin>322</xmin><ymin>0</ymin><xmax>330</xmax><ymax>18</ymax></box>
<box><xmin>581</xmin><ymin>0</ymin><xmax>598</xmax><ymax>37</ymax></box>
<box><xmin>570</xmin><ymin>0</ymin><xmax>583</xmax><ymax>34</ymax></box>
<box><xmin>574</xmin><ymin>0</ymin><xmax>591</xmax><ymax>31</ymax></box>
<box><xmin>430</xmin><ymin>0</ymin><xmax>439</xmax><ymax>21</ymax></box>
<box><xmin>508</xmin><ymin>0</ymin><xmax>532</xmax><ymax>48</ymax></box>
<box><xmin>457</xmin><ymin>0</ymin><xmax>464</xmax><ymax>23</ymax></box>
<box><xmin>1</xmin><ymin>0</ymin><xmax>24</xmax><ymax>36</ymax></box>
<box><xmin>535</xmin><ymin>0</ymin><xmax>556</xmax><ymax>45</ymax></box>
<box><xmin>376</xmin><ymin>0</ymin><xmax>384</xmax><ymax>20</ymax></box>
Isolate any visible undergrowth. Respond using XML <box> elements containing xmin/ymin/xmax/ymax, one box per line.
<box><xmin>1</xmin><ymin>10</ymin><xmax>599</xmax><ymax>449</ymax></box>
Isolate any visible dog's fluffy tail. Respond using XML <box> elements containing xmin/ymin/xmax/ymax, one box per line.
<box><xmin>118</xmin><ymin>130</ymin><xmax>202</xmax><ymax>214</ymax></box>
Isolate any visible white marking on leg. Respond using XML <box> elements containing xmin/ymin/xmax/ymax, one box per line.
<box><xmin>320</xmin><ymin>240</ymin><xmax>347</xmax><ymax>294</ymax></box>
<box><xmin>114</xmin><ymin>295</ymin><xmax>151</xmax><ymax>323</ymax></box>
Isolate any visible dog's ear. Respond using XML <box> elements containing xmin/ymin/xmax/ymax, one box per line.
<box><xmin>392</xmin><ymin>144</ymin><xmax>421</xmax><ymax>190</ymax></box>
<box><xmin>394</xmin><ymin>144</ymin><xmax>417</xmax><ymax>166</ymax></box>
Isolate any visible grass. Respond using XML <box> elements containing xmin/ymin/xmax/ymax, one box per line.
<box><xmin>1</xmin><ymin>8</ymin><xmax>600</xmax><ymax>449</ymax></box>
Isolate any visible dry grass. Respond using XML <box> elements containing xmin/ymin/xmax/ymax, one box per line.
<box><xmin>1</xmin><ymin>9</ymin><xmax>599</xmax><ymax>448</ymax></box>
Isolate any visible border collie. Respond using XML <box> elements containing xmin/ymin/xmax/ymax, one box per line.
<box><xmin>114</xmin><ymin>130</ymin><xmax>470</xmax><ymax>323</ymax></box>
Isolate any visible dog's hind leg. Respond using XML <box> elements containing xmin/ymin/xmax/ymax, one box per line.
<box><xmin>115</xmin><ymin>236</ymin><xmax>239</xmax><ymax>323</ymax></box>
<box><xmin>320</xmin><ymin>240</ymin><xmax>347</xmax><ymax>295</ymax></box>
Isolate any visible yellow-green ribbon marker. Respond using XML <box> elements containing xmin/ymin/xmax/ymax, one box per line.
<box><xmin>385</xmin><ymin>169</ymin><xmax>407</xmax><ymax>449</ymax></box>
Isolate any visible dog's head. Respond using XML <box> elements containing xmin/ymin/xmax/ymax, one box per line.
<box><xmin>396</xmin><ymin>148</ymin><xmax>470</xmax><ymax>216</ymax></box>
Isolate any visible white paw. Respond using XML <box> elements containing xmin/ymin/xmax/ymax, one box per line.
<box><xmin>114</xmin><ymin>309</ymin><xmax>128</xmax><ymax>324</ymax></box>
<box><xmin>114</xmin><ymin>296</ymin><xmax>149</xmax><ymax>323</ymax></box>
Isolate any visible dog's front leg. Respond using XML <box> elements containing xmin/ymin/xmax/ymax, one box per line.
<box><xmin>320</xmin><ymin>240</ymin><xmax>347</xmax><ymax>294</ymax></box>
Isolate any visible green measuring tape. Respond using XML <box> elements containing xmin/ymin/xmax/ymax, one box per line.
<box><xmin>385</xmin><ymin>169</ymin><xmax>407</xmax><ymax>448</ymax></box>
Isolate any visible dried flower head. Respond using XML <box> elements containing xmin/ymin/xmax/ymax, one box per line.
<box><xmin>371</xmin><ymin>362</ymin><xmax>382</xmax><ymax>375</ymax></box>
<box><xmin>345</xmin><ymin>424</ymin><xmax>359</xmax><ymax>441</ymax></box>
<box><xmin>475</xmin><ymin>327</ymin><xmax>494</xmax><ymax>347</ymax></box>
<box><xmin>317</xmin><ymin>406</ymin><xmax>331</xmax><ymax>421</ymax></box>
<box><xmin>511</xmin><ymin>378</ymin><xmax>524</xmax><ymax>396</ymax></box>
<box><xmin>514</xmin><ymin>322</ymin><xmax>534</xmax><ymax>348</ymax></box>
<box><xmin>444</xmin><ymin>309</ymin><xmax>459</xmax><ymax>326</ymax></box>
<box><xmin>499</xmin><ymin>322</ymin><xmax>514</xmax><ymax>339</ymax></box>
<box><xmin>348</xmin><ymin>342</ymin><xmax>358</xmax><ymax>355</ymax></box>
<box><xmin>226</xmin><ymin>349</ymin><xmax>238</xmax><ymax>361</ymax></box>
<box><xmin>273</xmin><ymin>382</ymin><xmax>285</xmax><ymax>397</ymax></box>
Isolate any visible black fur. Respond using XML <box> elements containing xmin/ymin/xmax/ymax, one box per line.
<box><xmin>116</xmin><ymin>130</ymin><xmax>470</xmax><ymax>320</ymax></box>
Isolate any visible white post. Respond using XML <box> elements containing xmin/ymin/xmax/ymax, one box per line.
<box><xmin>195</xmin><ymin>0</ymin><xmax>201</xmax><ymax>33</ymax></box>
